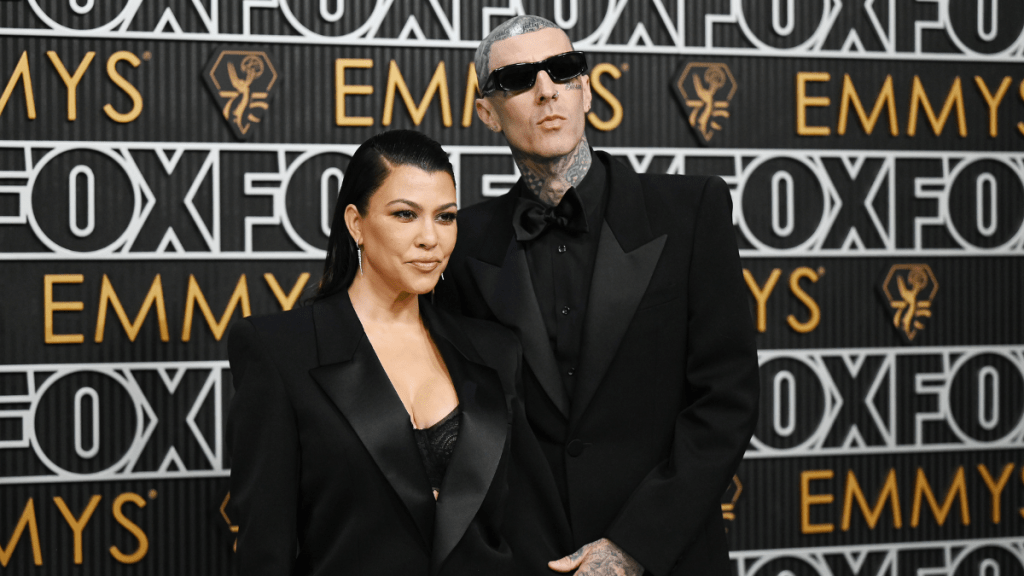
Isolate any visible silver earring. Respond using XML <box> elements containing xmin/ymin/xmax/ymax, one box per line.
<box><xmin>357</xmin><ymin>245</ymin><xmax>363</xmax><ymax>275</ymax></box>
<box><xmin>552</xmin><ymin>91</ymin><xmax>559</xmax><ymax>99</ymax></box>
<box><xmin>441</xmin><ymin>272</ymin><xmax>445</xmax><ymax>281</ymax></box>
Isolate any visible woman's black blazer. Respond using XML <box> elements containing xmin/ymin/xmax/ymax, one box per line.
<box><xmin>226</xmin><ymin>290</ymin><xmax>533</xmax><ymax>575</ymax></box>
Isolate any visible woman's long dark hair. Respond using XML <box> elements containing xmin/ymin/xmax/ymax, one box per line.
<box><xmin>314</xmin><ymin>130</ymin><xmax>455</xmax><ymax>300</ymax></box>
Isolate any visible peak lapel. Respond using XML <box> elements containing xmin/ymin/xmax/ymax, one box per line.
<box><xmin>570</xmin><ymin>153</ymin><xmax>667</xmax><ymax>430</ymax></box>
<box><xmin>431</xmin><ymin>389</ymin><xmax>506</xmax><ymax>574</ymax></box>
<box><xmin>307</xmin><ymin>292</ymin><xmax>435</xmax><ymax>547</ymax></box>
<box><xmin>466</xmin><ymin>242</ymin><xmax>570</xmax><ymax>418</ymax></box>
<box><xmin>422</xmin><ymin>302</ymin><xmax>510</xmax><ymax>573</ymax></box>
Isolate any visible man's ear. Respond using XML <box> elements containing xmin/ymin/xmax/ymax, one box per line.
<box><xmin>476</xmin><ymin>97</ymin><xmax>502</xmax><ymax>133</ymax></box>
<box><xmin>343</xmin><ymin>204</ymin><xmax>363</xmax><ymax>246</ymax></box>
<box><xmin>580</xmin><ymin>73</ymin><xmax>593</xmax><ymax>114</ymax></box>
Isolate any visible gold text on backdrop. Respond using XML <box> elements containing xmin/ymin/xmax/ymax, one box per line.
<box><xmin>0</xmin><ymin>50</ymin><xmax>144</xmax><ymax>123</ymax></box>
<box><xmin>796</xmin><ymin>72</ymin><xmax>1024</xmax><ymax>138</ymax></box>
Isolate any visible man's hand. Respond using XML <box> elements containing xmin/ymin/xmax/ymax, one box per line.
<box><xmin>548</xmin><ymin>538</ymin><xmax>643</xmax><ymax>575</ymax></box>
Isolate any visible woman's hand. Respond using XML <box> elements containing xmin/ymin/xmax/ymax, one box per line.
<box><xmin>548</xmin><ymin>538</ymin><xmax>642</xmax><ymax>575</ymax></box>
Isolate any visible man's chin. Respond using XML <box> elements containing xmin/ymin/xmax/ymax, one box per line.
<box><xmin>517</xmin><ymin>135</ymin><xmax>583</xmax><ymax>162</ymax></box>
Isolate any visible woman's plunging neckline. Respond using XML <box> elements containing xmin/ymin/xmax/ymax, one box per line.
<box><xmin>412</xmin><ymin>404</ymin><xmax>461</xmax><ymax>494</ymax></box>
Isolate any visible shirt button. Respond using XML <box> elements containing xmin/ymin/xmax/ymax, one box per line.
<box><xmin>567</xmin><ymin>367</ymin><xmax>576</xmax><ymax>376</ymax></box>
<box><xmin>566</xmin><ymin>439</ymin><xmax>585</xmax><ymax>457</ymax></box>
<box><xmin>557</xmin><ymin>245</ymin><xmax>567</xmax><ymax>253</ymax></box>
<box><xmin>561</xmin><ymin>306</ymin><xmax>571</xmax><ymax>315</ymax></box>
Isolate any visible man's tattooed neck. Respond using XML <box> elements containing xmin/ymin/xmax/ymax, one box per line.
<box><xmin>513</xmin><ymin>137</ymin><xmax>592</xmax><ymax>206</ymax></box>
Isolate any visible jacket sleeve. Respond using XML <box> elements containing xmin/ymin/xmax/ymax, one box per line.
<box><xmin>227</xmin><ymin>318</ymin><xmax>300</xmax><ymax>575</ymax></box>
<box><xmin>604</xmin><ymin>176</ymin><xmax>760</xmax><ymax>575</ymax></box>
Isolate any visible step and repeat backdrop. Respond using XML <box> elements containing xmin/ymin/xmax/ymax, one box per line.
<box><xmin>1</xmin><ymin>1</ymin><xmax>1023</xmax><ymax>574</ymax></box>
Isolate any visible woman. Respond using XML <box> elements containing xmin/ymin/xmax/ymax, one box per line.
<box><xmin>227</xmin><ymin>130</ymin><xmax>532</xmax><ymax>575</ymax></box>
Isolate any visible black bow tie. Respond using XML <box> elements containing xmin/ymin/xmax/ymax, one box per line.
<box><xmin>513</xmin><ymin>188</ymin><xmax>589</xmax><ymax>242</ymax></box>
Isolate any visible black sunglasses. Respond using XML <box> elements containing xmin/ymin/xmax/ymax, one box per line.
<box><xmin>481</xmin><ymin>51</ymin><xmax>589</xmax><ymax>95</ymax></box>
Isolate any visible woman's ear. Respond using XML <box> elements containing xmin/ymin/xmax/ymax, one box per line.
<box><xmin>343</xmin><ymin>204</ymin><xmax>362</xmax><ymax>246</ymax></box>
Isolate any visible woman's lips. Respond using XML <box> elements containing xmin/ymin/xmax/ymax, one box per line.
<box><xmin>408</xmin><ymin>261</ymin><xmax>440</xmax><ymax>272</ymax></box>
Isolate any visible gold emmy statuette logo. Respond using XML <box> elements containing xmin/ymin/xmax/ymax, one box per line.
<box><xmin>881</xmin><ymin>264</ymin><xmax>938</xmax><ymax>342</ymax></box>
<box><xmin>671</xmin><ymin>62</ymin><xmax>737</xmax><ymax>145</ymax></box>
<box><xmin>203</xmin><ymin>49</ymin><xmax>278</xmax><ymax>140</ymax></box>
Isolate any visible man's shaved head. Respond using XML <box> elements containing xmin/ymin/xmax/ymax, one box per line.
<box><xmin>475</xmin><ymin>15</ymin><xmax>564</xmax><ymax>88</ymax></box>
<box><xmin>472</xmin><ymin>16</ymin><xmax>591</xmax><ymax>184</ymax></box>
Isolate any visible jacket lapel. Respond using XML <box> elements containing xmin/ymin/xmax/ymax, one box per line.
<box><xmin>570</xmin><ymin>152</ymin><xmax>667</xmax><ymax>430</ymax></box>
<box><xmin>465</xmin><ymin>186</ymin><xmax>570</xmax><ymax>418</ymax></box>
<box><xmin>423</xmin><ymin>302</ymin><xmax>510</xmax><ymax>574</ymax></box>
<box><xmin>307</xmin><ymin>292</ymin><xmax>435</xmax><ymax>548</ymax></box>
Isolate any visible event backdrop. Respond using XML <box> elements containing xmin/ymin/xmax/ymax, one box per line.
<box><xmin>1</xmin><ymin>1</ymin><xmax>1023</xmax><ymax>574</ymax></box>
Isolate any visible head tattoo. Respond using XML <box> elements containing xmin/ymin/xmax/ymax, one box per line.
<box><xmin>475</xmin><ymin>15</ymin><xmax>565</xmax><ymax>89</ymax></box>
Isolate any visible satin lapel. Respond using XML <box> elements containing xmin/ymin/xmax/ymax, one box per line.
<box><xmin>466</xmin><ymin>242</ymin><xmax>570</xmax><ymax>417</ymax></box>
<box><xmin>430</xmin><ymin>360</ymin><xmax>508</xmax><ymax>573</ymax></box>
<box><xmin>570</xmin><ymin>153</ymin><xmax>668</xmax><ymax>431</ymax></box>
<box><xmin>308</xmin><ymin>294</ymin><xmax>435</xmax><ymax>547</ymax></box>
<box><xmin>421</xmin><ymin>302</ymin><xmax>509</xmax><ymax>573</ymax></box>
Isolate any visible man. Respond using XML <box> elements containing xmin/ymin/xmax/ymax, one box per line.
<box><xmin>439</xmin><ymin>15</ymin><xmax>760</xmax><ymax>576</ymax></box>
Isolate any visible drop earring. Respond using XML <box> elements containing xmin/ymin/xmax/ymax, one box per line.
<box><xmin>441</xmin><ymin>272</ymin><xmax>445</xmax><ymax>281</ymax></box>
<box><xmin>357</xmin><ymin>245</ymin><xmax>363</xmax><ymax>275</ymax></box>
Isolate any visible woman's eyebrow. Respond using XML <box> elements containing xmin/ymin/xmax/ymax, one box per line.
<box><xmin>436</xmin><ymin>202</ymin><xmax>458</xmax><ymax>211</ymax></box>
<box><xmin>386</xmin><ymin>199</ymin><xmax>421</xmax><ymax>209</ymax></box>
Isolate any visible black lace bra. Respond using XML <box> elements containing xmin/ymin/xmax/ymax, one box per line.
<box><xmin>412</xmin><ymin>405</ymin><xmax>460</xmax><ymax>494</ymax></box>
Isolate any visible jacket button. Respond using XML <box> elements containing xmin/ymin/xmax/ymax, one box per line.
<box><xmin>566</xmin><ymin>439</ymin><xmax>585</xmax><ymax>457</ymax></box>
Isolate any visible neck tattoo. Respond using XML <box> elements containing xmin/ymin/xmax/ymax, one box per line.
<box><xmin>513</xmin><ymin>136</ymin><xmax>592</xmax><ymax>206</ymax></box>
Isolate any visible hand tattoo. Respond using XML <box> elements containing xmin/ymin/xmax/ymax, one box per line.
<box><xmin>551</xmin><ymin>538</ymin><xmax>643</xmax><ymax>576</ymax></box>
<box><xmin>512</xmin><ymin>136</ymin><xmax>592</xmax><ymax>206</ymax></box>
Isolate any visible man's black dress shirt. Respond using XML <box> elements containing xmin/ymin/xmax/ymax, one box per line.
<box><xmin>512</xmin><ymin>154</ymin><xmax>607</xmax><ymax>398</ymax></box>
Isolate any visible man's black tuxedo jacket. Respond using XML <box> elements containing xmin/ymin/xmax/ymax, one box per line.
<box><xmin>227</xmin><ymin>291</ymin><xmax>552</xmax><ymax>575</ymax></box>
<box><xmin>438</xmin><ymin>151</ymin><xmax>761</xmax><ymax>575</ymax></box>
